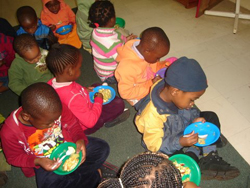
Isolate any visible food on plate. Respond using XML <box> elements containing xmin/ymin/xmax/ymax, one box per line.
<box><xmin>198</xmin><ymin>137</ymin><xmax>206</xmax><ymax>145</ymax></box>
<box><xmin>59</xmin><ymin>28</ymin><xmax>70</xmax><ymax>33</ymax></box>
<box><xmin>173</xmin><ymin>161</ymin><xmax>191</xmax><ymax>182</ymax></box>
<box><xmin>63</xmin><ymin>147</ymin><xmax>79</xmax><ymax>172</ymax></box>
<box><xmin>98</xmin><ymin>88</ymin><xmax>111</xmax><ymax>103</ymax></box>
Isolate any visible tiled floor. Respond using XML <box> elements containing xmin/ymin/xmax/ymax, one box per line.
<box><xmin>1</xmin><ymin>0</ymin><xmax>250</xmax><ymax>165</ymax></box>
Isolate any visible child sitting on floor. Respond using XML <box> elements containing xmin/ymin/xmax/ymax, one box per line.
<box><xmin>0</xmin><ymin>33</ymin><xmax>15</xmax><ymax>93</ymax></box>
<box><xmin>0</xmin><ymin>82</ymin><xmax>110</xmax><ymax>188</ymax></box>
<box><xmin>16</xmin><ymin>6</ymin><xmax>57</xmax><ymax>50</ymax></box>
<box><xmin>88</xmin><ymin>1</ymin><xmax>136</xmax><ymax>84</ymax></box>
<box><xmin>41</xmin><ymin>0</ymin><xmax>82</xmax><ymax>49</ymax></box>
<box><xmin>115</xmin><ymin>27</ymin><xmax>170</xmax><ymax>107</ymax></box>
<box><xmin>98</xmin><ymin>152</ymin><xmax>199</xmax><ymax>188</ymax></box>
<box><xmin>135</xmin><ymin>57</ymin><xmax>240</xmax><ymax>180</ymax></box>
<box><xmin>46</xmin><ymin>43</ymin><xmax>130</xmax><ymax>135</ymax></box>
<box><xmin>8</xmin><ymin>34</ymin><xmax>53</xmax><ymax>95</ymax></box>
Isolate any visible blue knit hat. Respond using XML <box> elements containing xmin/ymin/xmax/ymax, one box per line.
<box><xmin>164</xmin><ymin>57</ymin><xmax>208</xmax><ymax>92</ymax></box>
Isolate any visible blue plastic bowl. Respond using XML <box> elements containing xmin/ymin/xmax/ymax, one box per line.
<box><xmin>56</xmin><ymin>25</ymin><xmax>73</xmax><ymax>35</ymax></box>
<box><xmin>184</xmin><ymin>122</ymin><xmax>220</xmax><ymax>147</ymax></box>
<box><xmin>89</xmin><ymin>86</ymin><xmax>116</xmax><ymax>105</ymax></box>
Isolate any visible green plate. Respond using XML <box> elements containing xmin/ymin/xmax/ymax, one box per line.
<box><xmin>169</xmin><ymin>154</ymin><xmax>201</xmax><ymax>186</ymax></box>
<box><xmin>50</xmin><ymin>142</ymin><xmax>82</xmax><ymax>175</ymax></box>
<box><xmin>115</xmin><ymin>17</ymin><xmax>125</xmax><ymax>28</ymax></box>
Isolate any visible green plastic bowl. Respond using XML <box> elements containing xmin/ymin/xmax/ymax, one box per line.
<box><xmin>50</xmin><ymin>142</ymin><xmax>82</xmax><ymax>175</ymax></box>
<box><xmin>115</xmin><ymin>17</ymin><xmax>125</xmax><ymax>28</ymax></box>
<box><xmin>169</xmin><ymin>154</ymin><xmax>201</xmax><ymax>186</ymax></box>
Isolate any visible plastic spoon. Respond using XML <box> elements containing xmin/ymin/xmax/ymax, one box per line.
<box><xmin>51</xmin><ymin>147</ymin><xmax>75</xmax><ymax>169</ymax></box>
<box><xmin>198</xmin><ymin>134</ymin><xmax>208</xmax><ymax>139</ymax></box>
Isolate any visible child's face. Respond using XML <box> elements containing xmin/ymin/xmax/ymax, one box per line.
<box><xmin>172</xmin><ymin>89</ymin><xmax>205</xmax><ymax>110</ymax></box>
<box><xmin>29</xmin><ymin>111</ymin><xmax>61</xmax><ymax>130</ymax></box>
<box><xmin>21</xmin><ymin>18</ymin><xmax>38</xmax><ymax>34</ymax></box>
<box><xmin>144</xmin><ymin>45</ymin><xmax>169</xmax><ymax>64</ymax></box>
<box><xmin>46</xmin><ymin>0</ymin><xmax>61</xmax><ymax>14</ymax></box>
<box><xmin>22</xmin><ymin>45</ymin><xmax>41</xmax><ymax>64</ymax></box>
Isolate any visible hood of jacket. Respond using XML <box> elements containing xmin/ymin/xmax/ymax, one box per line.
<box><xmin>41</xmin><ymin>0</ymin><xmax>67</xmax><ymax>14</ymax></box>
<box><xmin>116</xmin><ymin>39</ymin><xmax>142</xmax><ymax>63</ymax></box>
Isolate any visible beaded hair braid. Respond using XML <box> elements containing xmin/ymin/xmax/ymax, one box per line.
<box><xmin>46</xmin><ymin>44</ymin><xmax>80</xmax><ymax>75</ymax></box>
<box><xmin>98</xmin><ymin>152</ymin><xmax>183</xmax><ymax>188</ymax></box>
<box><xmin>88</xmin><ymin>1</ymin><xmax>115</xmax><ymax>28</ymax></box>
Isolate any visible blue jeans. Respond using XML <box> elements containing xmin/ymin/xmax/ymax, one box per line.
<box><xmin>35</xmin><ymin>137</ymin><xmax>110</xmax><ymax>188</ymax></box>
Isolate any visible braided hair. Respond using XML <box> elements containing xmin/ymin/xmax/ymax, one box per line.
<box><xmin>88</xmin><ymin>1</ymin><xmax>115</xmax><ymax>28</ymax></box>
<box><xmin>98</xmin><ymin>152</ymin><xmax>183</xmax><ymax>188</ymax></box>
<box><xmin>46</xmin><ymin>43</ymin><xmax>80</xmax><ymax>75</ymax></box>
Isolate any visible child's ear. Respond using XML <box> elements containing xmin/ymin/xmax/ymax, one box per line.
<box><xmin>66</xmin><ymin>66</ymin><xmax>74</xmax><ymax>76</ymax></box>
<box><xmin>171</xmin><ymin>88</ymin><xmax>180</xmax><ymax>96</ymax></box>
<box><xmin>20</xmin><ymin>111</ymin><xmax>31</xmax><ymax>122</ymax></box>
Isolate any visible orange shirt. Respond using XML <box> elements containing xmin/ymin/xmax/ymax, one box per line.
<box><xmin>115</xmin><ymin>39</ymin><xmax>166</xmax><ymax>106</ymax></box>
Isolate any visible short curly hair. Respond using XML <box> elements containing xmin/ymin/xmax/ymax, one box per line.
<box><xmin>13</xmin><ymin>33</ymin><xmax>38</xmax><ymax>57</ymax></box>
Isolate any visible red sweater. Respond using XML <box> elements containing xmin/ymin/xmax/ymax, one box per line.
<box><xmin>48</xmin><ymin>78</ymin><xmax>103</xmax><ymax>130</ymax></box>
<box><xmin>0</xmin><ymin>33</ymin><xmax>15</xmax><ymax>77</ymax></box>
<box><xmin>0</xmin><ymin>104</ymin><xmax>88</xmax><ymax>177</ymax></box>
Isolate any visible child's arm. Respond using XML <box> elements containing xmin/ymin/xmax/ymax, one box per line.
<box><xmin>8</xmin><ymin>60</ymin><xmax>27</xmax><ymax>95</ymax></box>
<box><xmin>0</xmin><ymin>124</ymin><xmax>38</xmax><ymax>170</ymax></box>
<box><xmin>135</xmin><ymin>107</ymin><xmax>183</xmax><ymax>154</ymax></box>
<box><xmin>115</xmin><ymin>67</ymin><xmax>153</xmax><ymax>103</ymax></box>
<box><xmin>34</xmin><ymin>157</ymin><xmax>60</xmax><ymax>171</ymax></box>
<box><xmin>1</xmin><ymin>34</ymin><xmax>15</xmax><ymax>67</ymax></box>
<box><xmin>75</xmin><ymin>139</ymin><xmax>87</xmax><ymax>164</ymax></box>
<box><xmin>67</xmin><ymin>88</ymin><xmax>103</xmax><ymax>129</ymax></box>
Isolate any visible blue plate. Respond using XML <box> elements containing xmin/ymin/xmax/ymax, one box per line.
<box><xmin>184</xmin><ymin>122</ymin><xmax>220</xmax><ymax>147</ymax></box>
<box><xmin>56</xmin><ymin>25</ymin><xmax>73</xmax><ymax>35</ymax></box>
<box><xmin>89</xmin><ymin>85</ymin><xmax>116</xmax><ymax>105</ymax></box>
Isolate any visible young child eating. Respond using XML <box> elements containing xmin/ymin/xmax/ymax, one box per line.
<box><xmin>135</xmin><ymin>57</ymin><xmax>240</xmax><ymax>180</ymax></box>
<box><xmin>46</xmin><ymin>43</ymin><xmax>130</xmax><ymax>135</ymax></box>
<box><xmin>16</xmin><ymin>6</ymin><xmax>57</xmax><ymax>50</ymax></box>
<box><xmin>8</xmin><ymin>34</ymin><xmax>53</xmax><ymax>95</ymax></box>
<box><xmin>0</xmin><ymin>82</ymin><xmax>110</xmax><ymax>188</ymax></box>
<box><xmin>115</xmin><ymin>27</ymin><xmax>170</xmax><ymax>107</ymax></box>
<box><xmin>41</xmin><ymin>0</ymin><xmax>82</xmax><ymax>49</ymax></box>
<box><xmin>88</xmin><ymin>1</ymin><xmax>136</xmax><ymax>84</ymax></box>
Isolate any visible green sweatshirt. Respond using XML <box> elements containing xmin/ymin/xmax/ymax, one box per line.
<box><xmin>76</xmin><ymin>0</ymin><xmax>95</xmax><ymax>49</ymax></box>
<box><xmin>8</xmin><ymin>50</ymin><xmax>53</xmax><ymax>95</ymax></box>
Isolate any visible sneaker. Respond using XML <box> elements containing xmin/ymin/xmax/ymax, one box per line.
<box><xmin>199</xmin><ymin>151</ymin><xmax>240</xmax><ymax>180</ymax></box>
<box><xmin>215</xmin><ymin>134</ymin><xmax>228</xmax><ymax>148</ymax></box>
<box><xmin>104</xmin><ymin>108</ymin><xmax>130</xmax><ymax>128</ymax></box>
<box><xmin>100</xmin><ymin>161</ymin><xmax>119</xmax><ymax>179</ymax></box>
